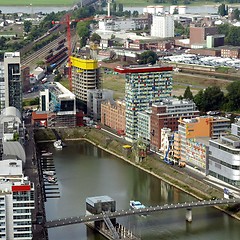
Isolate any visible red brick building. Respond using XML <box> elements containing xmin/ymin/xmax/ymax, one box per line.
<box><xmin>221</xmin><ymin>46</ymin><xmax>240</xmax><ymax>58</ymax></box>
<box><xmin>150</xmin><ymin>99</ymin><xmax>199</xmax><ymax>151</ymax></box>
<box><xmin>101</xmin><ymin>100</ymin><xmax>126</xmax><ymax>134</ymax></box>
<box><xmin>190</xmin><ymin>25</ymin><xmax>218</xmax><ymax>45</ymax></box>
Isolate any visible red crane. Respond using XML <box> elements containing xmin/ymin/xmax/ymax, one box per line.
<box><xmin>52</xmin><ymin>14</ymin><xmax>93</xmax><ymax>91</ymax></box>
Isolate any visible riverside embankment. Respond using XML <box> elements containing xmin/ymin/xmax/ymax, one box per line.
<box><xmin>34</xmin><ymin>127</ymin><xmax>240</xmax><ymax>220</ymax></box>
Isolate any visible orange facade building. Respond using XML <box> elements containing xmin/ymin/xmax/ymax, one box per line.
<box><xmin>175</xmin><ymin>116</ymin><xmax>230</xmax><ymax>164</ymax></box>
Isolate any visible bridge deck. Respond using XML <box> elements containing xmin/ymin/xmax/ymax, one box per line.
<box><xmin>45</xmin><ymin>198</ymin><xmax>240</xmax><ymax>228</ymax></box>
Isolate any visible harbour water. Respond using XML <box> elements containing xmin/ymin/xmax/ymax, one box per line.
<box><xmin>43</xmin><ymin>141</ymin><xmax>240</xmax><ymax>240</ymax></box>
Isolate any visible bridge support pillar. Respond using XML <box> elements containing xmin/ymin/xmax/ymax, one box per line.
<box><xmin>186</xmin><ymin>208</ymin><xmax>192</xmax><ymax>222</ymax></box>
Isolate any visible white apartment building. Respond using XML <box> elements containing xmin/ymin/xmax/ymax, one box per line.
<box><xmin>0</xmin><ymin>160</ymin><xmax>34</xmax><ymax>239</ymax></box>
<box><xmin>208</xmin><ymin>120</ymin><xmax>240</xmax><ymax>187</ymax></box>
<box><xmin>151</xmin><ymin>14</ymin><xmax>174</xmax><ymax>38</ymax></box>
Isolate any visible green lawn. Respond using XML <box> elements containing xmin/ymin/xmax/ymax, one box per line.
<box><xmin>0</xmin><ymin>0</ymin><xmax>76</xmax><ymax>6</ymax></box>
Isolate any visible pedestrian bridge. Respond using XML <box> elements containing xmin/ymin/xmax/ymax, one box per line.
<box><xmin>45</xmin><ymin>198</ymin><xmax>240</xmax><ymax>228</ymax></box>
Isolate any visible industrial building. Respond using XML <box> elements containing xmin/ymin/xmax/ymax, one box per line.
<box><xmin>39</xmin><ymin>82</ymin><xmax>76</xmax><ymax>127</ymax></box>
<box><xmin>71</xmin><ymin>56</ymin><xmax>101</xmax><ymax>103</ymax></box>
<box><xmin>114</xmin><ymin>65</ymin><xmax>173</xmax><ymax>141</ymax></box>
<box><xmin>190</xmin><ymin>25</ymin><xmax>218</xmax><ymax>47</ymax></box>
<box><xmin>2</xmin><ymin>52</ymin><xmax>22</xmax><ymax>112</ymax></box>
<box><xmin>87</xmin><ymin>89</ymin><xmax>113</xmax><ymax>121</ymax></box>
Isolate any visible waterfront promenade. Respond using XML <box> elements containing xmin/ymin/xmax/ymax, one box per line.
<box><xmin>24</xmin><ymin>118</ymin><xmax>47</xmax><ymax>240</ymax></box>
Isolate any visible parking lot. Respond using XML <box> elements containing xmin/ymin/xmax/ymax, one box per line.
<box><xmin>160</xmin><ymin>54</ymin><xmax>240</xmax><ymax>69</ymax></box>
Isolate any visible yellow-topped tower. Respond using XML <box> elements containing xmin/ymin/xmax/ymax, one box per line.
<box><xmin>70</xmin><ymin>56</ymin><xmax>101</xmax><ymax>103</ymax></box>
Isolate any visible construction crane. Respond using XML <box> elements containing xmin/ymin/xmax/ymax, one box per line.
<box><xmin>52</xmin><ymin>14</ymin><xmax>93</xmax><ymax>90</ymax></box>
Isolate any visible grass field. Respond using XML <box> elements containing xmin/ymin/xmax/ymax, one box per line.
<box><xmin>0</xmin><ymin>0</ymin><xmax>76</xmax><ymax>6</ymax></box>
<box><xmin>102</xmin><ymin>71</ymin><xmax>231</xmax><ymax>99</ymax></box>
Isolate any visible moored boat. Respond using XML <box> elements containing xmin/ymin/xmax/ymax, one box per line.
<box><xmin>53</xmin><ymin>140</ymin><xmax>62</xmax><ymax>149</ymax></box>
<box><xmin>41</xmin><ymin>152</ymin><xmax>53</xmax><ymax>157</ymax></box>
<box><xmin>47</xmin><ymin>176</ymin><xmax>57</xmax><ymax>183</ymax></box>
<box><xmin>43</xmin><ymin>171</ymin><xmax>55</xmax><ymax>176</ymax></box>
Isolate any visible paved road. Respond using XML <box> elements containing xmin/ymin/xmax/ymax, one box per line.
<box><xmin>24</xmin><ymin>116</ymin><xmax>48</xmax><ymax>240</ymax></box>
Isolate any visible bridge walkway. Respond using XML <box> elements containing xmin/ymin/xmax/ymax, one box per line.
<box><xmin>45</xmin><ymin>198</ymin><xmax>240</xmax><ymax>228</ymax></box>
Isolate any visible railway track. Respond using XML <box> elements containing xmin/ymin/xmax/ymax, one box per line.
<box><xmin>21</xmin><ymin>35</ymin><xmax>66</xmax><ymax>68</ymax></box>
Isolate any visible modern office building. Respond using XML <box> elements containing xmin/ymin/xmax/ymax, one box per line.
<box><xmin>114</xmin><ymin>65</ymin><xmax>173</xmax><ymax>141</ymax></box>
<box><xmin>3</xmin><ymin>52</ymin><xmax>22</xmax><ymax>112</ymax></box>
<box><xmin>0</xmin><ymin>106</ymin><xmax>34</xmax><ymax>239</ymax></box>
<box><xmin>71</xmin><ymin>56</ymin><xmax>101</xmax><ymax>103</ymax></box>
<box><xmin>87</xmin><ymin>89</ymin><xmax>113</xmax><ymax>121</ymax></box>
<box><xmin>208</xmin><ymin>120</ymin><xmax>240</xmax><ymax>187</ymax></box>
<box><xmin>0</xmin><ymin>107</ymin><xmax>26</xmax><ymax>164</ymax></box>
<box><xmin>150</xmin><ymin>98</ymin><xmax>199</xmax><ymax>151</ymax></box>
<box><xmin>151</xmin><ymin>14</ymin><xmax>174</xmax><ymax>38</ymax></box>
<box><xmin>39</xmin><ymin>82</ymin><xmax>76</xmax><ymax>127</ymax></box>
<box><xmin>176</xmin><ymin>116</ymin><xmax>230</xmax><ymax>170</ymax></box>
<box><xmin>101</xmin><ymin>99</ymin><xmax>126</xmax><ymax>134</ymax></box>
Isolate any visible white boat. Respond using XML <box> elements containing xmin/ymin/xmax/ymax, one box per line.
<box><xmin>47</xmin><ymin>176</ymin><xmax>57</xmax><ymax>183</ymax></box>
<box><xmin>43</xmin><ymin>171</ymin><xmax>55</xmax><ymax>176</ymax></box>
<box><xmin>53</xmin><ymin>140</ymin><xmax>62</xmax><ymax>149</ymax></box>
<box><xmin>130</xmin><ymin>200</ymin><xmax>145</xmax><ymax>210</ymax></box>
<box><xmin>41</xmin><ymin>152</ymin><xmax>53</xmax><ymax>157</ymax></box>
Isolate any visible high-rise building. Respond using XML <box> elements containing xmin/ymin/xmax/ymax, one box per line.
<box><xmin>0</xmin><ymin>107</ymin><xmax>34</xmax><ymax>239</ymax></box>
<box><xmin>151</xmin><ymin>14</ymin><xmax>174</xmax><ymax>38</ymax></box>
<box><xmin>0</xmin><ymin>160</ymin><xmax>34</xmax><ymax>240</ymax></box>
<box><xmin>71</xmin><ymin>56</ymin><xmax>101</xmax><ymax>103</ymax></box>
<box><xmin>114</xmin><ymin>65</ymin><xmax>173</xmax><ymax>141</ymax></box>
<box><xmin>3</xmin><ymin>52</ymin><xmax>22</xmax><ymax>112</ymax></box>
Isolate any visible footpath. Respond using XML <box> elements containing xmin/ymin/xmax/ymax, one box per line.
<box><xmin>34</xmin><ymin>127</ymin><xmax>240</xmax><ymax>221</ymax></box>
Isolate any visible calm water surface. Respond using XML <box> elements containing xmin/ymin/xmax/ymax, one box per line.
<box><xmin>43</xmin><ymin>141</ymin><xmax>240</xmax><ymax>240</ymax></box>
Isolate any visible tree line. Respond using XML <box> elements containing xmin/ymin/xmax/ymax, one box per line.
<box><xmin>182</xmin><ymin>81</ymin><xmax>240</xmax><ymax>113</ymax></box>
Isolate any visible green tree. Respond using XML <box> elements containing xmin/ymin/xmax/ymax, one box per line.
<box><xmin>24</xmin><ymin>20</ymin><xmax>32</xmax><ymax>33</ymax></box>
<box><xmin>138</xmin><ymin>50</ymin><xmax>158</xmax><ymax>65</ymax></box>
<box><xmin>194</xmin><ymin>86</ymin><xmax>224</xmax><ymax>112</ymax></box>
<box><xmin>218</xmin><ymin>3</ymin><xmax>227</xmax><ymax>16</ymax></box>
<box><xmin>118</xmin><ymin>4</ymin><xmax>123</xmax><ymax>12</ymax></box>
<box><xmin>225</xmin><ymin>26</ymin><xmax>240</xmax><ymax>46</ymax></box>
<box><xmin>132</xmin><ymin>11</ymin><xmax>139</xmax><ymax>18</ymax></box>
<box><xmin>224</xmin><ymin>81</ymin><xmax>240</xmax><ymax>111</ymax></box>
<box><xmin>233</xmin><ymin>8</ymin><xmax>240</xmax><ymax>20</ymax></box>
<box><xmin>112</xmin><ymin>2</ymin><xmax>117</xmax><ymax>12</ymax></box>
<box><xmin>183</xmin><ymin>86</ymin><xmax>193</xmax><ymax>100</ymax></box>
<box><xmin>194</xmin><ymin>89</ymin><xmax>205</xmax><ymax>112</ymax></box>
<box><xmin>90</xmin><ymin>33</ymin><xmax>101</xmax><ymax>43</ymax></box>
<box><xmin>203</xmin><ymin>86</ymin><xmax>224</xmax><ymax>111</ymax></box>
<box><xmin>77</xmin><ymin>21</ymin><xmax>91</xmax><ymax>47</ymax></box>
